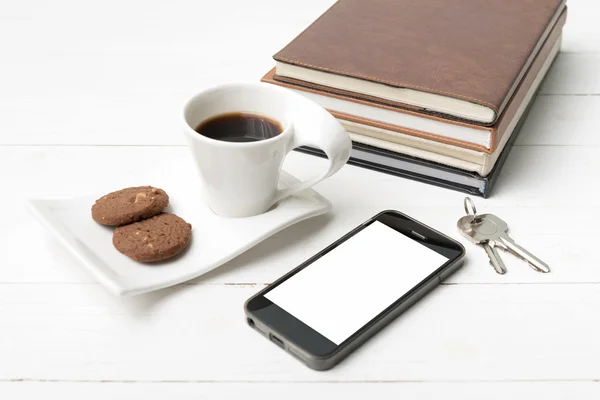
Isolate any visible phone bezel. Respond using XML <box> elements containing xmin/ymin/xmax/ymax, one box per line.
<box><xmin>244</xmin><ymin>210</ymin><xmax>465</xmax><ymax>367</ymax></box>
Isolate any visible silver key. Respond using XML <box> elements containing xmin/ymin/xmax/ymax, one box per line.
<box><xmin>470</xmin><ymin>214</ymin><xmax>550</xmax><ymax>273</ymax></box>
<box><xmin>482</xmin><ymin>242</ymin><xmax>508</xmax><ymax>274</ymax></box>
<box><xmin>458</xmin><ymin>198</ymin><xmax>550</xmax><ymax>274</ymax></box>
<box><xmin>458</xmin><ymin>214</ymin><xmax>507</xmax><ymax>274</ymax></box>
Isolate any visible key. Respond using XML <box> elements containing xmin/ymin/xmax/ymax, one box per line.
<box><xmin>457</xmin><ymin>197</ymin><xmax>550</xmax><ymax>274</ymax></box>
<box><xmin>458</xmin><ymin>215</ymin><xmax>507</xmax><ymax>274</ymax></box>
<box><xmin>467</xmin><ymin>213</ymin><xmax>550</xmax><ymax>273</ymax></box>
<box><xmin>482</xmin><ymin>242</ymin><xmax>507</xmax><ymax>275</ymax></box>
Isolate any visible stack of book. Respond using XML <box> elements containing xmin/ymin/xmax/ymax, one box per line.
<box><xmin>262</xmin><ymin>0</ymin><xmax>567</xmax><ymax>197</ymax></box>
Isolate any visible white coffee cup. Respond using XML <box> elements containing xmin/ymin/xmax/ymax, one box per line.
<box><xmin>182</xmin><ymin>82</ymin><xmax>352</xmax><ymax>218</ymax></box>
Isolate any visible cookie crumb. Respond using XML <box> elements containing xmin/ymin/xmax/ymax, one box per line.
<box><xmin>134</xmin><ymin>192</ymin><xmax>147</xmax><ymax>203</ymax></box>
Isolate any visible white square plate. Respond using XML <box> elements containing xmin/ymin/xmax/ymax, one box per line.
<box><xmin>28</xmin><ymin>172</ymin><xmax>331</xmax><ymax>296</ymax></box>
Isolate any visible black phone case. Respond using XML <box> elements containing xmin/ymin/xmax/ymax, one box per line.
<box><xmin>244</xmin><ymin>210</ymin><xmax>466</xmax><ymax>370</ymax></box>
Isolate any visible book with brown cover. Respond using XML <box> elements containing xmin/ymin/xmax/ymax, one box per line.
<box><xmin>273</xmin><ymin>0</ymin><xmax>566</xmax><ymax>125</ymax></box>
<box><xmin>263</xmin><ymin>9</ymin><xmax>566</xmax><ymax>155</ymax></box>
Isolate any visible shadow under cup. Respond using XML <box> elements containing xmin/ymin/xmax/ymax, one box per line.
<box><xmin>182</xmin><ymin>83</ymin><xmax>295</xmax><ymax>218</ymax></box>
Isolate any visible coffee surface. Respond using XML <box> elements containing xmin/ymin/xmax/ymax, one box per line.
<box><xmin>195</xmin><ymin>112</ymin><xmax>283</xmax><ymax>143</ymax></box>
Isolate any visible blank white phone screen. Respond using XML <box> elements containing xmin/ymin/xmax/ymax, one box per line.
<box><xmin>265</xmin><ymin>220</ymin><xmax>449</xmax><ymax>345</ymax></box>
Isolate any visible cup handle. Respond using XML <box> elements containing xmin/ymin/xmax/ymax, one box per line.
<box><xmin>271</xmin><ymin>95</ymin><xmax>352</xmax><ymax>205</ymax></box>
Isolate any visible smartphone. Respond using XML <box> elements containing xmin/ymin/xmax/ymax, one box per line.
<box><xmin>244</xmin><ymin>210</ymin><xmax>466</xmax><ymax>370</ymax></box>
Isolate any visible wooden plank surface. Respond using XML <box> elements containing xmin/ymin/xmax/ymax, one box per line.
<box><xmin>1</xmin><ymin>382</ymin><xmax>599</xmax><ymax>400</ymax></box>
<box><xmin>540</xmin><ymin>53</ymin><xmax>600</xmax><ymax>94</ymax></box>
<box><xmin>2</xmin><ymin>146</ymin><xmax>599</xmax><ymax>286</ymax></box>
<box><xmin>2</xmin><ymin>0</ymin><xmax>600</xmax><ymax>397</ymax></box>
<box><xmin>1</xmin><ymin>2</ymin><xmax>599</xmax><ymax>147</ymax></box>
<box><xmin>2</xmin><ymin>67</ymin><xmax>599</xmax><ymax>146</ymax></box>
<box><xmin>0</xmin><ymin>94</ymin><xmax>597</xmax><ymax>146</ymax></box>
<box><xmin>559</xmin><ymin>0</ymin><xmax>600</xmax><ymax>53</ymax></box>
<box><xmin>516</xmin><ymin>96</ymin><xmax>600</xmax><ymax>145</ymax></box>
<box><xmin>1</xmin><ymin>284</ymin><xmax>599</xmax><ymax>381</ymax></box>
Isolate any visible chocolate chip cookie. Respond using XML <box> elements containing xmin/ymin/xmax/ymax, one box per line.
<box><xmin>112</xmin><ymin>213</ymin><xmax>192</xmax><ymax>262</ymax></box>
<box><xmin>91</xmin><ymin>186</ymin><xmax>169</xmax><ymax>226</ymax></box>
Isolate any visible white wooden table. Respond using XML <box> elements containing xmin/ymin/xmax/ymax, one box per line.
<box><xmin>2</xmin><ymin>0</ymin><xmax>600</xmax><ymax>398</ymax></box>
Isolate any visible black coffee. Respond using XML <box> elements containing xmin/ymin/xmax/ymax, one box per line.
<box><xmin>195</xmin><ymin>112</ymin><xmax>283</xmax><ymax>143</ymax></box>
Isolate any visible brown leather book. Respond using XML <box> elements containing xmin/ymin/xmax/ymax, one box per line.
<box><xmin>265</xmin><ymin>8</ymin><xmax>566</xmax><ymax>154</ymax></box>
<box><xmin>273</xmin><ymin>0</ymin><xmax>566</xmax><ymax>126</ymax></box>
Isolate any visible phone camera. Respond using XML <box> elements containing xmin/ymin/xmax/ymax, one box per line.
<box><xmin>247</xmin><ymin>318</ymin><xmax>255</xmax><ymax>327</ymax></box>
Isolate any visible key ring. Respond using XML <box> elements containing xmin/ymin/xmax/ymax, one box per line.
<box><xmin>463</xmin><ymin>197</ymin><xmax>481</xmax><ymax>224</ymax></box>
